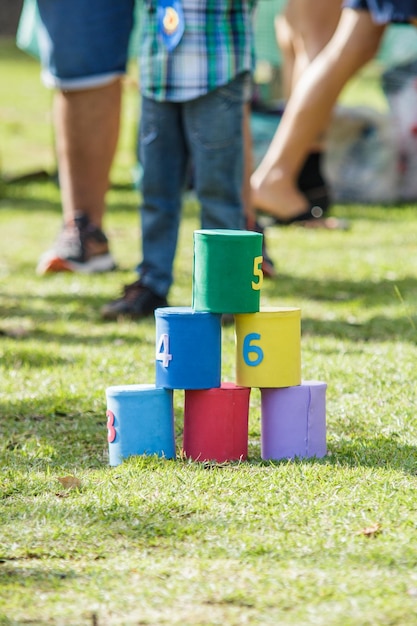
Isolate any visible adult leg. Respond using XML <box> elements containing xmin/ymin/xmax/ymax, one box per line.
<box><xmin>36</xmin><ymin>0</ymin><xmax>134</xmax><ymax>273</ymax></box>
<box><xmin>278</xmin><ymin>0</ymin><xmax>343</xmax><ymax>95</ymax></box>
<box><xmin>274</xmin><ymin>7</ymin><xmax>296</xmax><ymax>100</ymax></box>
<box><xmin>37</xmin><ymin>81</ymin><xmax>122</xmax><ymax>274</ymax></box>
<box><xmin>37</xmin><ymin>82</ymin><xmax>122</xmax><ymax>274</ymax></box>
<box><xmin>53</xmin><ymin>80</ymin><xmax>121</xmax><ymax>230</ymax></box>
<box><xmin>272</xmin><ymin>0</ymin><xmax>343</xmax><ymax>227</ymax></box>
<box><xmin>251</xmin><ymin>8</ymin><xmax>386</xmax><ymax>220</ymax></box>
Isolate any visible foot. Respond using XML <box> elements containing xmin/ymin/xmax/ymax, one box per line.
<box><xmin>37</xmin><ymin>214</ymin><xmax>116</xmax><ymax>274</ymax></box>
<box><xmin>101</xmin><ymin>280</ymin><xmax>168</xmax><ymax>321</ymax></box>
<box><xmin>252</xmin><ymin>170</ymin><xmax>348</xmax><ymax>231</ymax></box>
<box><xmin>251</xmin><ymin>169</ymin><xmax>309</xmax><ymax>222</ymax></box>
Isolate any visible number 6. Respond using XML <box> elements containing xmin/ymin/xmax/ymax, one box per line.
<box><xmin>243</xmin><ymin>333</ymin><xmax>264</xmax><ymax>366</ymax></box>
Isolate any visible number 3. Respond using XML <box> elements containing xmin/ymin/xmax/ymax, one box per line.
<box><xmin>106</xmin><ymin>410</ymin><xmax>116</xmax><ymax>443</ymax></box>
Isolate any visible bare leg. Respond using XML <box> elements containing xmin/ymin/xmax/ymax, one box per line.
<box><xmin>277</xmin><ymin>0</ymin><xmax>343</xmax><ymax>153</ymax></box>
<box><xmin>37</xmin><ymin>79</ymin><xmax>122</xmax><ymax>274</ymax></box>
<box><xmin>282</xmin><ymin>0</ymin><xmax>343</xmax><ymax>91</ymax></box>
<box><xmin>246</xmin><ymin>0</ymin><xmax>335</xmax><ymax>227</ymax></box>
<box><xmin>251</xmin><ymin>9</ymin><xmax>385</xmax><ymax>219</ymax></box>
<box><xmin>274</xmin><ymin>10</ymin><xmax>296</xmax><ymax>100</ymax></box>
<box><xmin>53</xmin><ymin>79</ymin><xmax>122</xmax><ymax>229</ymax></box>
<box><xmin>272</xmin><ymin>0</ymin><xmax>343</xmax><ymax>229</ymax></box>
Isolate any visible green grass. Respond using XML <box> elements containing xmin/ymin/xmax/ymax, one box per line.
<box><xmin>2</xmin><ymin>38</ymin><xmax>417</xmax><ymax>626</ymax></box>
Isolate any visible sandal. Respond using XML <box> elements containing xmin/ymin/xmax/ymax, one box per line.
<box><xmin>262</xmin><ymin>201</ymin><xmax>350</xmax><ymax>231</ymax></box>
<box><xmin>256</xmin><ymin>154</ymin><xmax>350</xmax><ymax>230</ymax></box>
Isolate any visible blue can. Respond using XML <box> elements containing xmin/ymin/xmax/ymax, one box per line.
<box><xmin>106</xmin><ymin>384</ymin><xmax>175</xmax><ymax>466</ymax></box>
<box><xmin>155</xmin><ymin>307</ymin><xmax>221</xmax><ymax>390</ymax></box>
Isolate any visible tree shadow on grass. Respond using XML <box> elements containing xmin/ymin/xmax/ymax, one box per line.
<box><xmin>1</xmin><ymin>178</ymin><xmax>137</xmax><ymax>213</ymax></box>
<box><xmin>3</xmin><ymin>275</ymin><xmax>417</xmax><ymax>345</ymax></box>
<box><xmin>264</xmin><ymin>271</ymin><xmax>417</xmax><ymax>342</ymax></box>
<box><xmin>326</xmin><ymin>435</ymin><xmax>417</xmax><ymax>474</ymax></box>
<box><xmin>255</xmin><ymin>436</ymin><xmax>417</xmax><ymax>475</ymax></box>
<box><xmin>0</xmin><ymin>325</ymin><xmax>155</xmax><ymax>356</ymax></box>
<box><xmin>0</xmin><ymin>182</ymin><xmax>61</xmax><ymax>212</ymax></box>
<box><xmin>301</xmin><ymin>314</ymin><xmax>417</xmax><ymax>342</ymax></box>
<box><xmin>0</xmin><ymin>287</ymin><xmax>157</xmax><ymax>349</ymax></box>
<box><xmin>266</xmin><ymin>271</ymin><xmax>417</xmax><ymax>311</ymax></box>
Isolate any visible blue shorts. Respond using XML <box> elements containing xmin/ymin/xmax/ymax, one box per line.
<box><xmin>36</xmin><ymin>0</ymin><xmax>135</xmax><ymax>90</ymax></box>
<box><xmin>344</xmin><ymin>0</ymin><xmax>417</xmax><ymax>23</ymax></box>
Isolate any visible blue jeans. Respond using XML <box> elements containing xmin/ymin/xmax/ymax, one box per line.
<box><xmin>137</xmin><ymin>72</ymin><xmax>249</xmax><ymax>298</ymax></box>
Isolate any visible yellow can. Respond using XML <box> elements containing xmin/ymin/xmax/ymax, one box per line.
<box><xmin>235</xmin><ymin>307</ymin><xmax>301</xmax><ymax>388</ymax></box>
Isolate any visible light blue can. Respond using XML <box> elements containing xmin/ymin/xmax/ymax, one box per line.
<box><xmin>106</xmin><ymin>384</ymin><xmax>175</xmax><ymax>466</ymax></box>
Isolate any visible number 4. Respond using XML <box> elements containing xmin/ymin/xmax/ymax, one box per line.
<box><xmin>156</xmin><ymin>333</ymin><xmax>173</xmax><ymax>367</ymax></box>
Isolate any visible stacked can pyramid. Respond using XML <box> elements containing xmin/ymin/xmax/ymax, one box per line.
<box><xmin>106</xmin><ymin>229</ymin><xmax>327</xmax><ymax>466</ymax></box>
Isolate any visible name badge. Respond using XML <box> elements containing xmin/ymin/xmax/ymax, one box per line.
<box><xmin>157</xmin><ymin>0</ymin><xmax>185</xmax><ymax>51</ymax></box>
<box><xmin>163</xmin><ymin>7</ymin><xmax>180</xmax><ymax>35</ymax></box>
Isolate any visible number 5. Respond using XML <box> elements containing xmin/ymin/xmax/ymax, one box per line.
<box><xmin>252</xmin><ymin>255</ymin><xmax>263</xmax><ymax>290</ymax></box>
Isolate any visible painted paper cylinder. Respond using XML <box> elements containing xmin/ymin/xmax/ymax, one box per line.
<box><xmin>183</xmin><ymin>382</ymin><xmax>251</xmax><ymax>462</ymax></box>
<box><xmin>106</xmin><ymin>384</ymin><xmax>175</xmax><ymax>466</ymax></box>
<box><xmin>261</xmin><ymin>380</ymin><xmax>327</xmax><ymax>460</ymax></box>
<box><xmin>155</xmin><ymin>307</ymin><xmax>221</xmax><ymax>389</ymax></box>
<box><xmin>235</xmin><ymin>307</ymin><xmax>301</xmax><ymax>388</ymax></box>
<box><xmin>192</xmin><ymin>229</ymin><xmax>263</xmax><ymax>313</ymax></box>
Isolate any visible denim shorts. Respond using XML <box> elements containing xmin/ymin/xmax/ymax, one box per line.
<box><xmin>344</xmin><ymin>0</ymin><xmax>417</xmax><ymax>23</ymax></box>
<box><xmin>36</xmin><ymin>0</ymin><xmax>135</xmax><ymax>89</ymax></box>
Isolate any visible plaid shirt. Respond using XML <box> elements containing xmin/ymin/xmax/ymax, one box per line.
<box><xmin>140</xmin><ymin>0</ymin><xmax>257</xmax><ymax>102</ymax></box>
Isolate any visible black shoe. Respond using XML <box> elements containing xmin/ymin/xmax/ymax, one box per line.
<box><xmin>101</xmin><ymin>280</ymin><xmax>168</xmax><ymax>321</ymax></box>
<box><xmin>297</xmin><ymin>151</ymin><xmax>328</xmax><ymax>195</ymax></box>
<box><xmin>297</xmin><ymin>151</ymin><xmax>332</xmax><ymax>218</ymax></box>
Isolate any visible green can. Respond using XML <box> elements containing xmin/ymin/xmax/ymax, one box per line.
<box><xmin>192</xmin><ymin>229</ymin><xmax>263</xmax><ymax>314</ymax></box>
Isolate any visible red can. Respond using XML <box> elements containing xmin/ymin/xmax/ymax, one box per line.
<box><xmin>183</xmin><ymin>382</ymin><xmax>251</xmax><ymax>462</ymax></box>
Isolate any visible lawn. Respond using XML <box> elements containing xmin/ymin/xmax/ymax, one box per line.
<box><xmin>2</xmin><ymin>39</ymin><xmax>417</xmax><ymax>626</ymax></box>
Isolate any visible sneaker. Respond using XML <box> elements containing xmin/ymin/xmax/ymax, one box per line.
<box><xmin>37</xmin><ymin>214</ymin><xmax>116</xmax><ymax>275</ymax></box>
<box><xmin>101</xmin><ymin>280</ymin><xmax>168</xmax><ymax>321</ymax></box>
